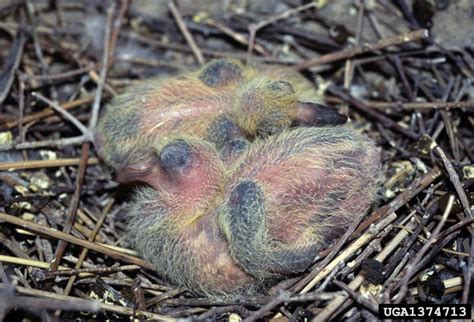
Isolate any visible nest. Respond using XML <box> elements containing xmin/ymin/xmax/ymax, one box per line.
<box><xmin>0</xmin><ymin>0</ymin><xmax>473</xmax><ymax>320</ymax></box>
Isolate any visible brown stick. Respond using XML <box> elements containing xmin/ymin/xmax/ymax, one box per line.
<box><xmin>353</xmin><ymin>100</ymin><xmax>474</xmax><ymax>111</ymax></box>
<box><xmin>0</xmin><ymin>212</ymin><xmax>155</xmax><ymax>270</ymax></box>
<box><xmin>247</xmin><ymin>2</ymin><xmax>318</xmax><ymax>62</ymax></box>
<box><xmin>48</xmin><ymin>143</ymin><xmax>90</xmax><ymax>274</ymax></box>
<box><xmin>0</xmin><ymin>157</ymin><xmax>100</xmax><ymax>171</ymax></box>
<box><xmin>168</xmin><ymin>1</ymin><xmax>205</xmax><ymax>65</ymax></box>
<box><xmin>0</xmin><ymin>284</ymin><xmax>176</xmax><ymax>321</ymax></box>
<box><xmin>354</xmin><ymin>166</ymin><xmax>442</xmax><ymax>236</ymax></box>
<box><xmin>295</xmin><ymin>29</ymin><xmax>429</xmax><ymax>70</ymax></box>
<box><xmin>2</xmin><ymin>96</ymin><xmax>95</xmax><ymax>129</ymax></box>
<box><xmin>328</xmin><ymin>85</ymin><xmax>419</xmax><ymax>140</ymax></box>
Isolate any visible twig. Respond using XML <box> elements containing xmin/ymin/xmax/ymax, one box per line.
<box><xmin>247</xmin><ymin>2</ymin><xmax>318</xmax><ymax>62</ymax></box>
<box><xmin>433</xmin><ymin>143</ymin><xmax>472</xmax><ymax>304</ymax></box>
<box><xmin>31</xmin><ymin>92</ymin><xmax>90</xmax><ymax>137</ymax></box>
<box><xmin>205</xmin><ymin>18</ymin><xmax>269</xmax><ymax>56</ymax></box>
<box><xmin>382</xmin><ymin>205</ymin><xmax>437</xmax><ymax>295</ymax></box>
<box><xmin>3</xmin><ymin>96</ymin><xmax>95</xmax><ymax>129</ymax></box>
<box><xmin>354</xmin><ymin>166</ymin><xmax>442</xmax><ymax>236</ymax></box>
<box><xmin>243</xmin><ymin>290</ymin><xmax>291</xmax><ymax>322</ymax></box>
<box><xmin>1</xmin><ymin>3</ymin><xmax>113</xmax><ymax>151</ymax></box>
<box><xmin>391</xmin><ymin>54</ymin><xmax>415</xmax><ymax>101</ymax></box>
<box><xmin>393</xmin><ymin>195</ymin><xmax>455</xmax><ymax>303</ymax></box>
<box><xmin>88</xmin><ymin>70</ymin><xmax>118</xmax><ymax>97</ymax></box>
<box><xmin>25</xmin><ymin>0</ymin><xmax>49</xmax><ymax>76</ymax></box>
<box><xmin>327</xmin><ymin>85</ymin><xmax>419</xmax><ymax>140</ymax></box>
<box><xmin>0</xmin><ymin>284</ymin><xmax>176</xmax><ymax>321</ymax></box>
<box><xmin>0</xmin><ymin>27</ymin><xmax>26</xmax><ymax>103</ymax></box>
<box><xmin>295</xmin><ymin>29</ymin><xmax>428</xmax><ymax>70</ymax></box>
<box><xmin>0</xmin><ymin>255</ymin><xmax>92</xmax><ymax>277</ymax></box>
<box><xmin>0</xmin><ymin>157</ymin><xmax>99</xmax><ymax>171</ymax></box>
<box><xmin>299</xmin><ymin>213</ymin><xmax>397</xmax><ymax>295</ymax></box>
<box><xmin>0</xmin><ymin>285</ymin><xmax>100</xmax><ymax>316</ymax></box>
<box><xmin>0</xmin><ymin>135</ymin><xmax>90</xmax><ymax>151</ymax></box>
<box><xmin>88</xmin><ymin>5</ymin><xmax>114</xmax><ymax>131</ymax></box>
<box><xmin>292</xmin><ymin>205</ymin><xmax>370</xmax><ymax>293</ymax></box>
<box><xmin>197</xmin><ymin>305</ymin><xmax>250</xmax><ymax>320</ymax></box>
<box><xmin>107</xmin><ymin>0</ymin><xmax>130</xmax><ymax>69</ymax></box>
<box><xmin>333</xmin><ymin>280</ymin><xmax>378</xmax><ymax>314</ymax></box>
<box><xmin>314</xmin><ymin>219</ymin><xmax>415</xmax><ymax>321</ymax></box>
<box><xmin>23</xmin><ymin>66</ymin><xmax>93</xmax><ymax>85</ymax></box>
<box><xmin>0</xmin><ymin>212</ymin><xmax>155</xmax><ymax>270</ymax></box>
<box><xmin>464</xmin><ymin>235</ymin><xmax>474</xmax><ymax>303</ymax></box>
<box><xmin>17</xmin><ymin>76</ymin><xmax>25</xmax><ymax>144</ymax></box>
<box><xmin>351</xmin><ymin>100</ymin><xmax>474</xmax><ymax>111</ymax></box>
<box><xmin>49</xmin><ymin>143</ymin><xmax>90</xmax><ymax>272</ymax></box>
<box><xmin>434</xmin><ymin>145</ymin><xmax>472</xmax><ymax>218</ymax></box>
<box><xmin>168</xmin><ymin>1</ymin><xmax>204</xmax><ymax>65</ymax></box>
<box><xmin>45</xmin><ymin>264</ymin><xmax>139</xmax><ymax>277</ymax></box>
<box><xmin>62</xmin><ymin>199</ymin><xmax>114</xmax><ymax>294</ymax></box>
<box><xmin>54</xmin><ymin>199</ymin><xmax>114</xmax><ymax>317</ymax></box>
<box><xmin>127</xmin><ymin>30</ymin><xmax>294</xmax><ymax>63</ymax></box>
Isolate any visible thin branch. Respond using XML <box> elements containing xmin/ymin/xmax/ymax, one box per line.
<box><xmin>0</xmin><ymin>284</ymin><xmax>176</xmax><ymax>321</ymax></box>
<box><xmin>168</xmin><ymin>1</ymin><xmax>204</xmax><ymax>65</ymax></box>
<box><xmin>107</xmin><ymin>0</ymin><xmax>130</xmax><ymax>69</ymax></box>
<box><xmin>0</xmin><ymin>135</ymin><xmax>89</xmax><ymax>151</ymax></box>
<box><xmin>247</xmin><ymin>2</ymin><xmax>318</xmax><ymax>62</ymax></box>
<box><xmin>31</xmin><ymin>92</ymin><xmax>90</xmax><ymax>136</ymax></box>
<box><xmin>0</xmin><ymin>212</ymin><xmax>155</xmax><ymax>270</ymax></box>
<box><xmin>295</xmin><ymin>29</ymin><xmax>429</xmax><ymax>70</ymax></box>
<box><xmin>328</xmin><ymin>85</ymin><xmax>419</xmax><ymax>140</ymax></box>
<box><xmin>3</xmin><ymin>96</ymin><xmax>95</xmax><ymax>129</ymax></box>
<box><xmin>393</xmin><ymin>195</ymin><xmax>455</xmax><ymax>303</ymax></box>
<box><xmin>205</xmin><ymin>18</ymin><xmax>269</xmax><ymax>56</ymax></box>
<box><xmin>434</xmin><ymin>145</ymin><xmax>472</xmax><ymax>218</ymax></box>
<box><xmin>88</xmin><ymin>5</ymin><xmax>114</xmax><ymax>130</ymax></box>
<box><xmin>49</xmin><ymin>143</ymin><xmax>90</xmax><ymax>272</ymax></box>
<box><xmin>0</xmin><ymin>157</ymin><xmax>99</xmax><ymax>171</ymax></box>
<box><xmin>0</xmin><ymin>27</ymin><xmax>26</xmax><ymax>103</ymax></box>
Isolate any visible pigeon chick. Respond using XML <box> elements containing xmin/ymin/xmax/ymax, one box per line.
<box><xmin>95</xmin><ymin>59</ymin><xmax>347</xmax><ymax>171</ymax></box>
<box><xmin>123</xmin><ymin>136</ymin><xmax>255</xmax><ymax>296</ymax></box>
<box><xmin>124</xmin><ymin>126</ymin><xmax>380</xmax><ymax>297</ymax></box>
<box><xmin>219</xmin><ymin>126</ymin><xmax>381</xmax><ymax>281</ymax></box>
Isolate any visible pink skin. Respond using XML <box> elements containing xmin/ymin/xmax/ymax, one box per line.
<box><xmin>222</xmin><ymin>126</ymin><xmax>380</xmax><ymax>265</ymax></box>
<box><xmin>116</xmin><ymin>141</ymin><xmax>224</xmax><ymax>213</ymax></box>
<box><xmin>95</xmin><ymin>60</ymin><xmax>347</xmax><ymax>170</ymax></box>
<box><xmin>122</xmin><ymin>139</ymin><xmax>255</xmax><ymax>293</ymax></box>
<box><xmin>138</xmin><ymin>79</ymin><xmax>231</xmax><ymax>139</ymax></box>
<box><xmin>178</xmin><ymin>214</ymin><xmax>254</xmax><ymax>291</ymax></box>
<box><xmin>124</xmin><ymin>127</ymin><xmax>380</xmax><ymax>294</ymax></box>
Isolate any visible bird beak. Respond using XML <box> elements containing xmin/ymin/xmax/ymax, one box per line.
<box><xmin>295</xmin><ymin>101</ymin><xmax>348</xmax><ymax>126</ymax></box>
<box><xmin>116</xmin><ymin>161</ymin><xmax>155</xmax><ymax>185</ymax></box>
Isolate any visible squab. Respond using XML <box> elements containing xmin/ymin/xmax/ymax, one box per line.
<box><xmin>123</xmin><ymin>126</ymin><xmax>380</xmax><ymax>297</ymax></box>
<box><xmin>95</xmin><ymin>59</ymin><xmax>347</xmax><ymax>170</ymax></box>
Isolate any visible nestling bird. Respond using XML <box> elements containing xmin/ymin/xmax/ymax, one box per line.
<box><xmin>95</xmin><ymin>58</ymin><xmax>378</xmax><ymax>298</ymax></box>
<box><xmin>95</xmin><ymin>59</ymin><xmax>347</xmax><ymax>171</ymax></box>
<box><xmin>124</xmin><ymin>126</ymin><xmax>380</xmax><ymax>297</ymax></box>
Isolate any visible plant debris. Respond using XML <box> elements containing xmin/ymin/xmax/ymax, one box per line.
<box><xmin>0</xmin><ymin>0</ymin><xmax>473</xmax><ymax>321</ymax></box>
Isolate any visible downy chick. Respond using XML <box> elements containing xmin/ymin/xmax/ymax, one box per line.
<box><xmin>95</xmin><ymin>59</ymin><xmax>347</xmax><ymax>171</ymax></box>
<box><xmin>218</xmin><ymin>126</ymin><xmax>381</xmax><ymax>281</ymax></box>
<box><xmin>124</xmin><ymin>126</ymin><xmax>380</xmax><ymax>297</ymax></box>
<box><xmin>123</xmin><ymin>136</ymin><xmax>255</xmax><ymax>297</ymax></box>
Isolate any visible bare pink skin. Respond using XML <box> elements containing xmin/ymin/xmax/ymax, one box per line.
<box><xmin>218</xmin><ymin>126</ymin><xmax>380</xmax><ymax>278</ymax></box>
<box><xmin>125</xmin><ymin>126</ymin><xmax>380</xmax><ymax>296</ymax></box>
<box><xmin>95</xmin><ymin>59</ymin><xmax>347</xmax><ymax>170</ymax></box>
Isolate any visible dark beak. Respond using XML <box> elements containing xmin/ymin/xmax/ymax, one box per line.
<box><xmin>295</xmin><ymin>101</ymin><xmax>348</xmax><ymax>126</ymax></box>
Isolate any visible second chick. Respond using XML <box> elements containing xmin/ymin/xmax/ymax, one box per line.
<box><xmin>124</xmin><ymin>126</ymin><xmax>380</xmax><ymax>297</ymax></box>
